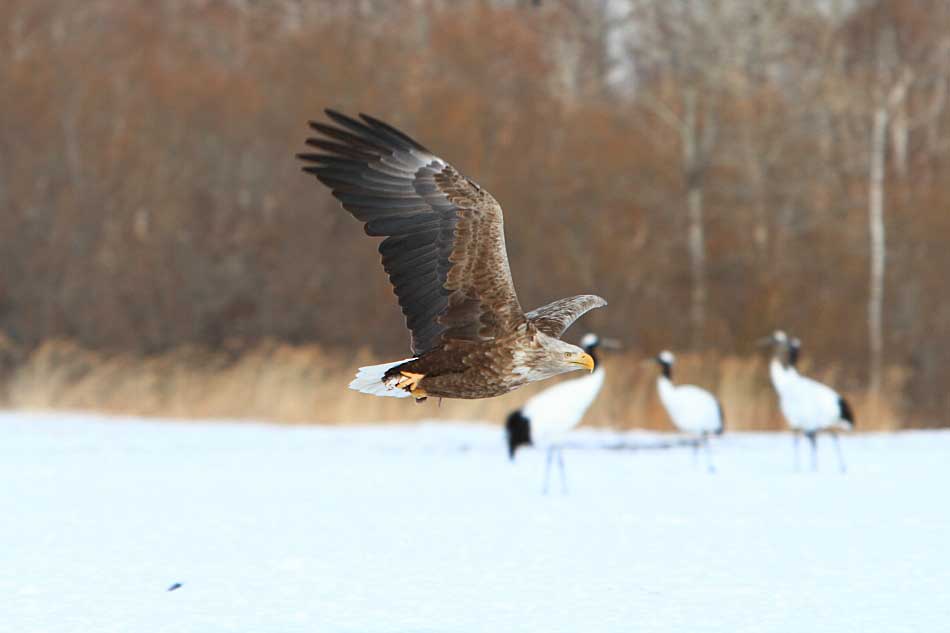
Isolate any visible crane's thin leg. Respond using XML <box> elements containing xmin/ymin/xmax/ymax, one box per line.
<box><xmin>691</xmin><ymin>439</ymin><xmax>700</xmax><ymax>469</ymax></box>
<box><xmin>831</xmin><ymin>432</ymin><xmax>847</xmax><ymax>473</ymax></box>
<box><xmin>557</xmin><ymin>448</ymin><xmax>569</xmax><ymax>494</ymax></box>
<box><xmin>806</xmin><ymin>432</ymin><xmax>818</xmax><ymax>471</ymax></box>
<box><xmin>793</xmin><ymin>431</ymin><xmax>802</xmax><ymax>472</ymax></box>
<box><xmin>542</xmin><ymin>446</ymin><xmax>554</xmax><ymax>495</ymax></box>
<box><xmin>702</xmin><ymin>433</ymin><xmax>716</xmax><ymax>473</ymax></box>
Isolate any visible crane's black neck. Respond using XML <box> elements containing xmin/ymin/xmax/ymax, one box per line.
<box><xmin>505</xmin><ymin>410</ymin><xmax>532</xmax><ymax>459</ymax></box>
<box><xmin>584</xmin><ymin>344</ymin><xmax>600</xmax><ymax>368</ymax></box>
<box><xmin>660</xmin><ymin>362</ymin><xmax>672</xmax><ymax>380</ymax></box>
<box><xmin>787</xmin><ymin>345</ymin><xmax>799</xmax><ymax>368</ymax></box>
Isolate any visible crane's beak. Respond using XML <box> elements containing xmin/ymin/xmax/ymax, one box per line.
<box><xmin>756</xmin><ymin>335</ymin><xmax>776</xmax><ymax>347</ymax></box>
<box><xmin>600</xmin><ymin>338</ymin><xmax>622</xmax><ymax>350</ymax></box>
<box><xmin>573</xmin><ymin>352</ymin><xmax>595</xmax><ymax>372</ymax></box>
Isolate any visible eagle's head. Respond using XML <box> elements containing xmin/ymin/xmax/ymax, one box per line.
<box><xmin>517</xmin><ymin>334</ymin><xmax>595</xmax><ymax>383</ymax></box>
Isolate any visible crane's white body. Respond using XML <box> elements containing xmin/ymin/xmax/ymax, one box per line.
<box><xmin>782</xmin><ymin>369</ymin><xmax>850</xmax><ymax>433</ymax></box>
<box><xmin>657</xmin><ymin>377</ymin><xmax>723</xmax><ymax>436</ymax></box>
<box><xmin>522</xmin><ymin>367</ymin><xmax>605</xmax><ymax>445</ymax></box>
<box><xmin>770</xmin><ymin>360</ymin><xmax>849</xmax><ymax>434</ymax></box>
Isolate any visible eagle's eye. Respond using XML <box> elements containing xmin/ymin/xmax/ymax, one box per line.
<box><xmin>563</xmin><ymin>352</ymin><xmax>572</xmax><ymax>358</ymax></box>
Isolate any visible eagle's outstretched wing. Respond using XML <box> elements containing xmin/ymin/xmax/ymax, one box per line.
<box><xmin>525</xmin><ymin>294</ymin><xmax>607</xmax><ymax>339</ymax></box>
<box><xmin>298</xmin><ymin>110</ymin><xmax>524</xmax><ymax>356</ymax></box>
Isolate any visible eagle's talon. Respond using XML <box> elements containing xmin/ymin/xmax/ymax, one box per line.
<box><xmin>396</xmin><ymin>371</ymin><xmax>427</xmax><ymax>401</ymax></box>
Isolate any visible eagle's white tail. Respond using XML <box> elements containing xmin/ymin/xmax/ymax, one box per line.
<box><xmin>348</xmin><ymin>358</ymin><xmax>417</xmax><ymax>398</ymax></box>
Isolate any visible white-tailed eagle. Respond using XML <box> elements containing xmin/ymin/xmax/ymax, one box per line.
<box><xmin>298</xmin><ymin>110</ymin><xmax>607</xmax><ymax>401</ymax></box>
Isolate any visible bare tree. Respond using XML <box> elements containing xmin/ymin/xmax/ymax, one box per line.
<box><xmin>3</xmin><ymin>0</ymin><xmax>950</xmax><ymax>423</ymax></box>
<box><xmin>626</xmin><ymin>0</ymin><xmax>790</xmax><ymax>348</ymax></box>
<box><xmin>828</xmin><ymin>1</ymin><xmax>950</xmax><ymax>414</ymax></box>
<box><xmin>623</xmin><ymin>1</ymin><xmax>724</xmax><ymax>348</ymax></box>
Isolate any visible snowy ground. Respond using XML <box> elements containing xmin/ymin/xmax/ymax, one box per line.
<box><xmin>2</xmin><ymin>412</ymin><xmax>948</xmax><ymax>633</ymax></box>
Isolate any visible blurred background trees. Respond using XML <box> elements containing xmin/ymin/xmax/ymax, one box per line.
<box><xmin>1</xmin><ymin>0</ymin><xmax>948</xmax><ymax>425</ymax></box>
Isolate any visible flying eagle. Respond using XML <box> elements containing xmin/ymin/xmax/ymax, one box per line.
<box><xmin>297</xmin><ymin>110</ymin><xmax>607</xmax><ymax>401</ymax></box>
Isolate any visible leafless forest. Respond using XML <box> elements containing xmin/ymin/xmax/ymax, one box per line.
<box><xmin>1</xmin><ymin>0</ymin><xmax>948</xmax><ymax>428</ymax></box>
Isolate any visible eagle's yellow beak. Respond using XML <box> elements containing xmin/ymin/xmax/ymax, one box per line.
<box><xmin>572</xmin><ymin>352</ymin><xmax>595</xmax><ymax>373</ymax></box>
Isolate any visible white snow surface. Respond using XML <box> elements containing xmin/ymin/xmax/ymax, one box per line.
<box><xmin>2</xmin><ymin>411</ymin><xmax>948</xmax><ymax>633</ymax></box>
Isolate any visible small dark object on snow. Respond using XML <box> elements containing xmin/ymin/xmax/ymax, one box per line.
<box><xmin>167</xmin><ymin>583</ymin><xmax>182</xmax><ymax>592</ymax></box>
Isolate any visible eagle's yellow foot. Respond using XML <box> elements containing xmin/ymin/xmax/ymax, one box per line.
<box><xmin>396</xmin><ymin>371</ymin><xmax>426</xmax><ymax>394</ymax></box>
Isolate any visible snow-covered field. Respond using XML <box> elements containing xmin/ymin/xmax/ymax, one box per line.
<box><xmin>2</xmin><ymin>412</ymin><xmax>948</xmax><ymax>633</ymax></box>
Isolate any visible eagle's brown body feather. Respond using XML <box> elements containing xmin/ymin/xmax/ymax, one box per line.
<box><xmin>386</xmin><ymin>326</ymin><xmax>537</xmax><ymax>399</ymax></box>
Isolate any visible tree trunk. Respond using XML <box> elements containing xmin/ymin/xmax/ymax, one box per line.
<box><xmin>891</xmin><ymin>102</ymin><xmax>908</xmax><ymax>178</ymax></box>
<box><xmin>687</xmin><ymin>183</ymin><xmax>706</xmax><ymax>349</ymax></box>
<box><xmin>683</xmin><ymin>88</ymin><xmax>706</xmax><ymax>349</ymax></box>
<box><xmin>868</xmin><ymin>105</ymin><xmax>889</xmax><ymax>412</ymax></box>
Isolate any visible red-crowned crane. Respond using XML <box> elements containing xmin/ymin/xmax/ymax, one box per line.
<box><xmin>654</xmin><ymin>351</ymin><xmax>725</xmax><ymax>473</ymax></box>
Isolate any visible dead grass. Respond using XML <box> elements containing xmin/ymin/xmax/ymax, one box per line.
<box><xmin>0</xmin><ymin>339</ymin><xmax>908</xmax><ymax>431</ymax></box>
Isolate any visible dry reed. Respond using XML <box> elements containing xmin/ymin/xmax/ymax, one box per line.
<box><xmin>0</xmin><ymin>339</ymin><xmax>907</xmax><ymax>431</ymax></box>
